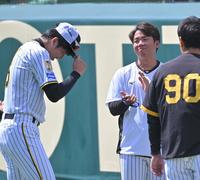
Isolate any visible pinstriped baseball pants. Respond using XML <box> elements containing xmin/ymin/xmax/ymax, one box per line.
<box><xmin>165</xmin><ymin>155</ymin><xmax>200</xmax><ymax>180</ymax></box>
<box><xmin>0</xmin><ymin>119</ymin><xmax>56</xmax><ymax>180</ymax></box>
<box><xmin>120</xmin><ymin>154</ymin><xmax>166</xmax><ymax>180</ymax></box>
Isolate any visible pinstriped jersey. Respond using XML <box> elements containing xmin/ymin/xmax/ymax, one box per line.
<box><xmin>141</xmin><ymin>53</ymin><xmax>200</xmax><ymax>159</ymax></box>
<box><xmin>106</xmin><ymin>61</ymin><xmax>161</xmax><ymax>156</ymax></box>
<box><xmin>3</xmin><ymin>41</ymin><xmax>57</xmax><ymax>123</ymax></box>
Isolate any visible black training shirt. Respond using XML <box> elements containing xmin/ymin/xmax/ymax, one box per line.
<box><xmin>141</xmin><ymin>53</ymin><xmax>200</xmax><ymax>159</ymax></box>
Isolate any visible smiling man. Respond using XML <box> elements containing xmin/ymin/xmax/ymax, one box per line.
<box><xmin>106</xmin><ymin>22</ymin><xmax>165</xmax><ymax>180</ymax></box>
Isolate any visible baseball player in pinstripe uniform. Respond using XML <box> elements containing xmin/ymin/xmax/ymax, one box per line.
<box><xmin>106</xmin><ymin>22</ymin><xmax>165</xmax><ymax>180</ymax></box>
<box><xmin>0</xmin><ymin>22</ymin><xmax>86</xmax><ymax>180</ymax></box>
<box><xmin>141</xmin><ymin>16</ymin><xmax>200</xmax><ymax>180</ymax></box>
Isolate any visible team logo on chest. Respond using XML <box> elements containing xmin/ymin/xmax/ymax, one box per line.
<box><xmin>44</xmin><ymin>60</ymin><xmax>53</xmax><ymax>71</ymax></box>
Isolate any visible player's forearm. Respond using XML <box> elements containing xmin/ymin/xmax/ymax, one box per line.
<box><xmin>43</xmin><ymin>71</ymin><xmax>80</xmax><ymax>102</ymax></box>
<box><xmin>108</xmin><ymin>100</ymin><xmax>129</xmax><ymax>116</ymax></box>
<box><xmin>0</xmin><ymin>110</ymin><xmax>3</xmax><ymax>120</ymax></box>
<box><xmin>147</xmin><ymin>114</ymin><xmax>161</xmax><ymax>155</ymax></box>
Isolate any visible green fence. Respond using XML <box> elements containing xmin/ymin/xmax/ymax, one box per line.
<box><xmin>0</xmin><ymin>3</ymin><xmax>200</xmax><ymax>180</ymax></box>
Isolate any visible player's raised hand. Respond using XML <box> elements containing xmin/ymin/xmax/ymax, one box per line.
<box><xmin>73</xmin><ymin>55</ymin><xmax>86</xmax><ymax>75</ymax></box>
<box><xmin>138</xmin><ymin>71</ymin><xmax>149</xmax><ymax>92</ymax></box>
<box><xmin>120</xmin><ymin>91</ymin><xmax>137</xmax><ymax>106</ymax></box>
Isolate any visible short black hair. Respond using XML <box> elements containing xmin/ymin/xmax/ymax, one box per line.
<box><xmin>177</xmin><ymin>16</ymin><xmax>200</xmax><ymax>49</ymax></box>
<box><xmin>129</xmin><ymin>22</ymin><xmax>160</xmax><ymax>43</ymax></box>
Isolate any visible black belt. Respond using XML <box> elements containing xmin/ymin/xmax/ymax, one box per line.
<box><xmin>135</xmin><ymin>155</ymin><xmax>151</xmax><ymax>158</ymax></box>
<box><xmin>4</xmin><ymin>113</ymin><xmax>40</xmax><ymax>126</ymax></box>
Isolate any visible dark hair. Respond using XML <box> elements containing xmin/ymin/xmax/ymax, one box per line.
<box><xmin>129</xmin><ymin>22</ymin><xmax>160</xmax><ymax>43</ymax></box>
<box><xmin>177</xmin><ymin>16</ymin><xmax>200</xmax><ymax>49</ymax></box>
<box><xmin>42</xmin><ymin>28</ymin><xmax>81</xmax><ymax>56</ymax></box>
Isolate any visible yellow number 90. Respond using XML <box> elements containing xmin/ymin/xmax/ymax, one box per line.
<box><xmin>164</xmin><ymin>73</ymin><xmax>200</xmax><ymax>104</ymax></box>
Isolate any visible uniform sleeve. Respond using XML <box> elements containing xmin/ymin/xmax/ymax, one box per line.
<box><xmin>141</xmin><ymin>72</ymin><xmax>159</xmax><ymax>117</ymax></box>
<box><xmin>31</xmin><ymin>48</ymin><xmax>57</xmax><ymax>88</ymax></box>
<box><xmin>108</xmin><ymin>100</ymin><xmax>129</xmax><ymax>116</ymax></box>
<box><xmin>42</xmin><ymin>71</ymin><xmax>80</xmax><ymax>102</ymax></box>
<box><xmin>147</xmin><ymin>114</ymin><xmax>161</xmax><ymax>155</ymax></box>
<box><xmin>106</xmin><ymin>69</ymin><xmax>124</xmax><ymax>105</ymax></box>
<box><xmin>141</xmin><ymin>71</ymin><xmax>161</xmax><ymax>155</ymax></box>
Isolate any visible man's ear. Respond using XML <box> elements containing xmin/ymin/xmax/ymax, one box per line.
<box><xmin>179</xmin><ymin>37</ymin><xmax>185</xmax><ymax>52</ymax></box>
<box><xmin>52</xmin><ymin>37</ymin><xmax>59</xmax><ymax>48</ymax></box>
<box><xmin>155</xmin><ymin>40</ymin><xmax>160</xmax><ymax>48</ymax></box>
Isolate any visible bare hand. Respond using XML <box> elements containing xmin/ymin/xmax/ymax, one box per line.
<box><xmin>138</xmin><ymin>71</ymin><xmax>149</xmax><ymax>92</ymax></box>
<box><xmin>120</xmin><ymin>91</ymin><xmax>137</xmax><ymax>106</ymax></box>
<box><xmin>73</xmin><ymin>56</ymin><xmax>86</xmax><ymax>75</ymax></box>
<box><xmin>151</xmin><ymin>154</ymin><xmax>164</xmax><ymax>176</ymax></box>
<box><xmin>0</xmin><ymin>101</ymin><xmax>4</xmax><ymax>112</ymax></box>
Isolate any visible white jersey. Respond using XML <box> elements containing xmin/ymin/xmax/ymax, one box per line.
<box><xmin>3</xmin><ymin>41</ymin><xmax>57</xmax><ymax>123</ymax></box>
<box><xmin>106</xmin><ymin>62</ymin><xmax>161</xmax><ymax>156</ymax></box>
